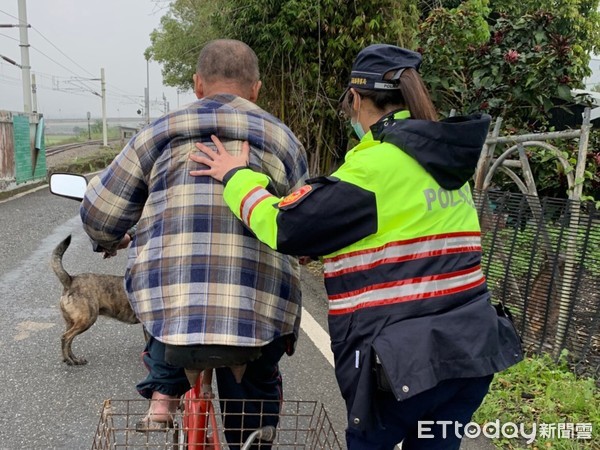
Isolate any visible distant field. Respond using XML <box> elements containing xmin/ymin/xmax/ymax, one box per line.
<box><xmin>45</xmin><ymin>135</ymin><xmax>81</xmax><ymax>146</ymax></box>
<box><xmin>45</xmin><ymin>118</ymin><xmax>142</xmax><ymax>135</ymax></box>
<box><xmin>44</xmin><ymin>118</ymin><xmax>141</xmax><ymax>146</ymax></box>
<box><xmin>45</xmin><ymin>129</ymin><xmax>120</xmax><ymax>146</ymax></box>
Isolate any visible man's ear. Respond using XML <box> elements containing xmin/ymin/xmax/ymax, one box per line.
<box><xmin>249</xmin><ymin>80</ymin><xmax>262</xmax><ymax>103</ymax></box>
<box><xmin>193</xmin><ymin>73</ymin><xmax>204</xmax><ymax>99</ymax></box>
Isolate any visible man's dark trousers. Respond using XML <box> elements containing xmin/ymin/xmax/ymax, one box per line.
<box><xmin>138</xmin><ymin>335</ymin><xmax>290</xmax><ymax>449</ymax></box>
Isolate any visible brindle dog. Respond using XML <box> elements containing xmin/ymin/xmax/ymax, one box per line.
<box><xmin>51</xmin><ymin>234</ymin><xmax>139</xmax><ymax>365</ymax></box>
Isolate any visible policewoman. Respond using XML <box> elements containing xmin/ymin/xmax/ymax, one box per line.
<box><xmin>189</xmin><ymin>44</ymin><xmax>523</xmax><ymax>450</ymax></box>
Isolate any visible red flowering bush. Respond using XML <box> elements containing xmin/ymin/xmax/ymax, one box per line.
<box><xmin>418</xmin><ymin>6</ymin><xmax>593</xmax><ymax>129</ymax></box>
<box><xmin>503</xmin><ymin>49</ymin><xmax>520</xmax><ymax>63</ymax></box>
<box><xmin>418</xmin><ymin>1</ymin><xmax>599</xmax><ymax>199</ymax></box>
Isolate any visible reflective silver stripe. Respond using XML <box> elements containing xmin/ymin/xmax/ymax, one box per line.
<box><xmin>373</xmin><ymin>82</ymin><xmax>401</xmax><ymax>90</ymax></box>
<box><xmin>323</xmin><ymin>234</ymin><xmax>481</xmax><ymax>275</ymax></box>
<box><xmin>241</xmin><ymin>187</ymin><xmax>273</xmax><ymax>226</ymax></box>
<box><xmin>329</xmin><ymin>267</ymin><xmax>485</xmax><ymax>313</ymax></box>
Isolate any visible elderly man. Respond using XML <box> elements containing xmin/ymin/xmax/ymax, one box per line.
<box><xmin>80</xmin><ymin>39</ymin><xmax>308</xmax><ymax>446</ymax></box>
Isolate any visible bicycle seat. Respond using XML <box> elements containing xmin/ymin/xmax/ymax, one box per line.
<box><xmin>164</xmin><ymin>343</ymin><xmax>262</xmax><ymax>371</ymax></box>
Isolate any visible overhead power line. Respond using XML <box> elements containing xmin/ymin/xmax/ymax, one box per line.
<box><xmin>0</xmin><ymin>65</ymin><xmax>22</xmax><ymax>85</ymax></box>
<box><xmin>1</xmin><ymin>5</ymin><xmax>172</xmax><ymax>115</ymax></box>
<box><xmin>28</xmin><ymin>46</ymin><xmax>97</xmax><ymax>92</ymax></box>
<box><xmin>0</xmin><ymin>8</ymin><xmax>20</xmax><ymax>21</ymax></box>
<box><xmin>0</xmin><ymin>31</ymin><xmax>20</xmax><ymax>42</ymax></box>
<box><xmin>29</xmin><ymin>24</ymin><xmax>96</xmax><ymax>78</ymax></box>
<box><xmin>1</xmin><ymin>6</ymin><xmax>142</xmax><ymax>102</ymax></box>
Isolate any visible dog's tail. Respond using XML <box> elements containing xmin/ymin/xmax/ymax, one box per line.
<box><xmin>51</xmin><ymin>234</ymin><xmax>73</xmax><ymax>289</ymax></box>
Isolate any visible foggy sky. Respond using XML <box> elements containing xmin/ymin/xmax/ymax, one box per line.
<box><xmin>0</xmin><ymin>0</ymin><xmax>197</xmax><ymax>120</ymax></box>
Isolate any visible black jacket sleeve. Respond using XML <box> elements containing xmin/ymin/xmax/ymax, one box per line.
<box><xmin>275</xmin><ymin>176</ymin><xmax>378</xmax><ymax>256</ymax></box>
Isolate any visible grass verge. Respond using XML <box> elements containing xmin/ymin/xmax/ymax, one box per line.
<box><xmin>0</xmin><ymin>148</ymin><xmax>119</xmax><ymax>202</ymax></box>
<box><xmin>47</xmin><ymin>147</ymin><xmax>120</xmax><ymax>176</ymax></box>
<box><xmin>473</xmin><ymin>351</ymin><xmax>599</xmax><ymax>449</ymax></box>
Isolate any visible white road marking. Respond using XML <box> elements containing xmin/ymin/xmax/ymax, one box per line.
<box><xmin>300</xmin><ymin>306</ymin><xmax>334</xmax><ymax>367</ymax></box>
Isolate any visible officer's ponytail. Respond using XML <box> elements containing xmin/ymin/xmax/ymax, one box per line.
<box><xmin>396</xmin><ymin>69</ymin><xmax>438</xmax><ymax>121</ymax></box>
<box><xmin>340</xmin><ymin>69</ymin><xmax>438</xmax><ymax>122</ymax></box>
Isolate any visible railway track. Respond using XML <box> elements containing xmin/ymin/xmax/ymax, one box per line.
<box><xmin>45</xmin><ymin>139</ymin><xmax>106</xmax><ymax>157</ymax></box>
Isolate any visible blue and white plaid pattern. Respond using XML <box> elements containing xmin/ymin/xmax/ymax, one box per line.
<box><xmin>81</xmin><ymin>94</ymin><xmax>308</xmax><ymax>346</ymax></box>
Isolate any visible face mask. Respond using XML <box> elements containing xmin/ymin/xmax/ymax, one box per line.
<box><xmin>351</xmin><ymin>118</ymin><xmax>366</xmax><ymax>139</ymax></box>
<box><xmin>350</xmin><ymin>93</ymin><xmax>365</xmax><ymax>139</ymax></box>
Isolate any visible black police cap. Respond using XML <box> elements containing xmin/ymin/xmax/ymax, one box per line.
<box><xmin>339</xmin><ymin>44</ymin><xmax>422</xmax><ymax>102</ymax></box>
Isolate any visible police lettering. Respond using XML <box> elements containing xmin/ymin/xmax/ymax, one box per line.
<box><xmin>351</xmin><ymin>77</ymin><xmax>367</xmax><ymax>85</ymax></box>
<box><xmin>423</xmin><ymin>185</ymin><xmax>475</xmax><ymax>211</ymax></box>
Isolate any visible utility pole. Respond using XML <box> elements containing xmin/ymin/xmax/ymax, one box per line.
<box><xmin>144</xmin><ymin>87</ymin><xmax>149</xmax><ymax>123</ymax></box>
<box><xmin>145</xmin><ymin>56</ymin><xmax>150</xmax><ymax>124</ymax></box>
<box><xmin>87</xmin><ymin>111</ymin><xmax>91</xmax><ymax>140</ymax></box>
<box><xmin>31</xmin><ymin>73</ymin><xmax>37</xmax><ymax>112</ymax></box>
<box><xmin>17</xmin><ymin>0</ymin><xmax>32</xmax><ymax>113</ymax></box>
<box><xmin>101</xmin><ymin>68</ymin><xmax>107</xmax><ymax>146</ymax></box>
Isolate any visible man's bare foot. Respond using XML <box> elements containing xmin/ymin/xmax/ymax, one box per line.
<box><xmin>136</xmin><ymin>391</ymin><xmax>179</xmax><ymax>431</ymax></box>
<box><xmin>148</xmin><ymin>391</ymin><xmax>179</xmax><ymax>421</ymax></box>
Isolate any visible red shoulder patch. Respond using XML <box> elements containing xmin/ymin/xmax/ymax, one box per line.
<box><xmin>278</xmin><ymin>185</ymin><xmax>313</xmax><ymax>208</ymax></box>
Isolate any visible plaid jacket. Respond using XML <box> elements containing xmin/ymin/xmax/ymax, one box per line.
<box><xmin>80</xmin><ymin>94</ymin><xmax>308</xmax><ymax>346</ymax></box>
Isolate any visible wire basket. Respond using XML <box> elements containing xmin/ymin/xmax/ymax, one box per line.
<box><xmin>91</xmin><ymin>398</ymin><xmax>343</xmax><ymax>449</ymax></box>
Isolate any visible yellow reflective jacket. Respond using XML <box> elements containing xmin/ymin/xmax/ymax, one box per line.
<box><xmin>221</xmin><ymin>110</ymin><xmax>523</xmax><ymax>430</ymax></box>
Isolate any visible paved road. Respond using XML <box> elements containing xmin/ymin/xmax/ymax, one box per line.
<box><xmin>0</xmin><ymin>185</ymin><xmax>495</xmax><ymax>450</ymax></box>
<box><xmin>0</xmin><ymin>186</ymin><xmax>344</xmax><ymax>449</ymax></box>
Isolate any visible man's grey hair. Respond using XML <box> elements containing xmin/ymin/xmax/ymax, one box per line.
<box><xmin>196</xmin><ymin>39</ymin><xmax>260</xmax><ymax>87</ymax></box>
